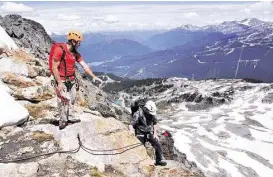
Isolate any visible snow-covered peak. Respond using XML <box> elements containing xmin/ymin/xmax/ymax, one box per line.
<box><xmin>239</xmin><ymin>18</ymin><xmax>265</xmax><ymax>26</ymax></box>
<box><xmin>239</xmin><ymin>18</ymin><xmax>252</xmax><ymax>26</ymax></box>
<box><xmin>177</xmin><ymin>20</ymin><xmax>249</xmax><ymax>34</ymax></box>
<box><xmin>0</xmin><ymin>26</ymin><xmax>18</xmax><ymax>50</ymax></box>
<box><xmin>199</xmin><ymin>18</ymin><xmax>272</xmax><ymax>35</ymax></box>
<box><xmin>175</xmin><ymin>18</ymin><xmax>271</xmax><ymax>35</ymax></box>
<box><xmin>211</xmin><ymin>20</ymin><xmax>249</xmax><ymax>34</ymax></box>
<box><xmin>178</xmin><ymin>24</ymin><xmax>201</xmax><ymax>31</ymax></box>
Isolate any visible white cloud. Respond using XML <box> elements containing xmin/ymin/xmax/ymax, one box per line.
<box><xmin>91</xmin><ymin>16</ymin><xmax>104</xmax><ymax>22</ymax></box>
<box><xmin>249</xmin><ymin>1</ymin><xmax>272</xmax><ymax>11</ymax></box>
<box><xmin>0</xmin><ymin>2</ymin><xmax>34</xmax><ymax>13</ymax></box>
<box><xmin>104</xmin><ymin>15</ymin><xmax>119</xmax><ymax>24</ymax></box>
<box><xmin>8</xmin><ymin>2</ymin><xmax>273</xmax><ymax>33</ymax></box>
<box><xmin>72</xmin><ymin>22</ymin><xmax>85</xmax><ymax>27</ymax></box>
<box><xmin>183</xmin><ymin>12</ymin><xmax>199</xmax><ymax>19</ymax></box>
<box><xmin>242</xmin><ymin>1</ymin><xmax>273</xmax><ymax>15</ymax></box>
<box><xmin>242</xmin><ymin>8</ymin><xmax>251</xmax><ymax>14</ymax></box>
<box><xmin>56</xmin><ymin>14</ymin><xmax>81</xmax><ymax>21</ymax></box>
<box><xmin>263</xmin><ymin>11</ymin><xmax>271</xmax><ymax>15</ymax></box>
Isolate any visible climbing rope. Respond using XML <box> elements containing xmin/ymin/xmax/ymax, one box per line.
<box><xmin>0</xmin><ymin>134</ymin><xmax>142</xmax><ymax>163</ymax></box>
<box><xmin>0</xmin><ymin>146</ymin><xmax>80</xmax><ymax>164</ymax></box>
<box><xmin>78</xmin><ymin>134</ymin><xmax>143</xmax><ymax>155</ymax></box>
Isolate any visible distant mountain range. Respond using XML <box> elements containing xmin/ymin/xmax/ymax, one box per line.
<box><xmin>51</xmin><ymin>32</ymin><xmax>155</xmax><ymax>61</ymax></box>
<box><xmin>52</xmin><ymin>18</ymin><xmax>273</xmax><ymax>82</ymax></box>
<box><xmin>142</xmin><ymin>27</ymin><xmax>214</xmax><ymax>50</ymax></box>
<box><xmin>79</xmin><ymin>39</ymin><xmax>152</xmax><ymax>62</ymax></box>
<box><xmin>93</xmin><ymin>18</ymin><xmax>273</xmax><ymax>82</ymax></box>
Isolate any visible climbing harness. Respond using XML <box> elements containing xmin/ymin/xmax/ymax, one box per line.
<box><xmin>51</xmin><ymin>77</ymin><xmax>79</xmax><ymax>104</ymax></box>
<box><xmin>136</xmin><ymin>133</ymin><xmax>153</xmax><ymax>147</ymax></box>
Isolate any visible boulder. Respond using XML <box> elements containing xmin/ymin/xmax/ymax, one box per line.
<box><xmin>13</xmin><ymin>85</ymin><xmax>55</xmax><ymax>102</ymax></box>
<box><xmin>2</xmin><ymin>72</ymin><xmax>36</xmax><ymax>88</ymax></box>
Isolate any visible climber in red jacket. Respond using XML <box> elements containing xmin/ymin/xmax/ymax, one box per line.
<box><xmin>50</xmin><ymin>30</ymin><xmax>103</xmax><ymax>130</ymax></box>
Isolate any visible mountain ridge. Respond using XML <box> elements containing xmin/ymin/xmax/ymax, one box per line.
<box><xmin>93</xmin><ymin>18</ymin><xmax>273</xmax><ymax>82</ymax></box>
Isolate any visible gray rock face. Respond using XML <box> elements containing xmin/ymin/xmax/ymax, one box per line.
<box><xmin>78</xmin><ymin>71</ymin><xmax>131</xmax><ymax>123</ymax></box>
<box><xmin>0</xmin><ymin>162</ymin><xmax>39</xmax><ymax>177</ymax></box>
<box><xmin>0</xmin><ymin>113</ymin><xmax>202</xmax><ymax>177</ymax></box>
<box><xmin>91</xmin><ymin>102</ymin><xmax>117</xmax><ymax>118</ymax></box>
<box><xmin>0</xmin><ymin>14</ymin><xmax>53</xmax><ymax>60</ymax></box>
<box><xmin>262</xmin><ymin>92</ymin><xmax>273</xmax><ymax>103</ymax></box>
<box><xmin>159</xmin><ymin>131</ymin><xmax>205</xmax><ymax>176</ymax></box>
<box><xmin>36</xmin><ymin>155</ymin><xmax>92</xmax><ymax>177</ymax></box>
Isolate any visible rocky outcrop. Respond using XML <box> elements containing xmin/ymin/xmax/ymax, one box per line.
<box><xmin>166</xmin><ymin>86</ymin><xmax>234</xmax><ymax>111</ymax></box>
<box><xmin>2</xmin><ymin>72</ymin><xmax>36</xmax><ymax>88</ymax></box>
<box><xmin>0</xmin><ymin>113</ymin><xmax>202</xmax><ymax>177</ymax></box>
<box><xmin>0</xmin><ymin>54</ymin><xmax>130</xmax><ymax>125</ymax></box>
<box><xmin>159</xmin><ymin>131</ymin><xmax>204</xmax><ymax>176</ymax></box>
<box><xmin>77</xmin><ymin>71</ymin><xmax>132</xmax><ymax>123</ymax></box>
<box><xmin>0</xmin><ymin>15</ymin><xmax>52</xmax><ymax>60</ymax></box>
<box><xmin>107</xmin><ymin>78</ymin><xmax>236</xmax><ymax>113</ymax></box>
<box><xmin>13</xmin><ymin>85</ymin><xmax>55</xmax><ymax>102</ymax></box>
<box><xmin>262</xmin><ymin>92</ymin><xmax>273</xmax><ymax>104</ymax></box>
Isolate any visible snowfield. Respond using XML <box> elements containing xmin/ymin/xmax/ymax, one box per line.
<box><xmin>127</xmin><ymin>78</ymin><xmax>273</xmax><ymax>177</ymax></box>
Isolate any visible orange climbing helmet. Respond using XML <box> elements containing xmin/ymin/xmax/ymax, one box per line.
<box><xmin>67</xmin><ymin>30</ymin><xmax>83</xmax><ymax>42</ymax></box>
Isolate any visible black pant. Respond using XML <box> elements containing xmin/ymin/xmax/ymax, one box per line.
<box><xmin>136</xmin><ymin>134</ymin><xmax>164</xmax><ymax>162</ymax></box>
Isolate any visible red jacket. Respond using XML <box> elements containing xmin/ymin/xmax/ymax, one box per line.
<box><xmin>52</xmin><ymin>44</ymin><xmax>83</xmax><ymax>80</ymax></box>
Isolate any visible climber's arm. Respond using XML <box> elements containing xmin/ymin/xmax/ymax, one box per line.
<box><xmin>52</xmin><ymin>47</ymin><xmax>63</xmax><ymax>86</ymax></box>
<box><xmin>153</xmin><ymin>116</ymin><xmax>159</xmax><ymax>140</ymax></box>
<box><xmin>78</xmin><ymin>60</ymin><xmax>97</xmax><ymax>79</ymax></box>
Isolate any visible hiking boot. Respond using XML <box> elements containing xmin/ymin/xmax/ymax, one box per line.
<box><xmin>59</xmin><ymin>121</ymin><xmax>68</xmax><ymax>130</ymax></box>
<box><xmin>155</xmin><ymin>160</ymin><xmax>167</xmax><ymax>166</ymax></box>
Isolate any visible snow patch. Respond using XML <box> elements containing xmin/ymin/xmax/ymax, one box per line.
<box><xmin>225</xmin><ymin>48</ymin><xmax>235</xmax><ymax>55</ymax></box>
<box><xmin>218</xmin><ymin>157</ymin><xmax>243</xmax><ymax>177</ymax></box>
<box><xmin>0</xmin><ymin>57</ymin><xmax>29</xmax><ymax>76</ymax></box>
<box><xmin>89</xmin><ymin>61</ymin><xmax>105</xmax><ymax>66</ymax></box>
<box><xmin>0</xmin><ymin>26</ymin><xmax>18</xmax><ymax>50</ymax></box>
<box><xmin>167</xmin><ymin>59</ymin><xmax>177</xmax><ymax>63</ymax></box>
<box><xmin>0</xmin><ymin>82</ymin><xmax>29</xmax><ymax>128</ymax></box>
<box><xmin>197</xmin><ymin>59</ymin><xmax>207</xmax><ymax>64</ymax></box>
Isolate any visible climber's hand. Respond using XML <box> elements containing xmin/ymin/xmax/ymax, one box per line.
<box><xmin>57</xmin><ymin>82</ymin><xmax>64</xmax><ymax>93</ymax></box>
<box><xmin>129</xmin><ymin>126</ymin><xmax>135</xmax><ymax>136</ymax></box>
<box><xmin>93</xmin><ymin>77</ymin><xmax>103</xmax><ymax>83</ymax></box>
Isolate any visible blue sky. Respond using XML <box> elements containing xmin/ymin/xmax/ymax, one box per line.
<box><xmin>0</xmin><ymin>1</ymin><xmax>272</xmax><ymax>34</ymax></box>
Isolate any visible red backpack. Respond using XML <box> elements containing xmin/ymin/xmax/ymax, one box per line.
<box><xmin>48</xmin><ymin>43</ymin><xmax>66</xmax><ymax>75</ymax></box>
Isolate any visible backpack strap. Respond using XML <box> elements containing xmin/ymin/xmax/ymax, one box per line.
<box><xmin>59</xmin><ymin>45</ymin><xmax>67</xmax><ymax>80</ymax></box>
<box><xmin>138</xmin><ymin>108</ymin><xmax>148</xmax><ymax>127</ymax></box>
<box><xmin>74</xmin><ymin>51</ymin><xmax>81</xmax><ymax>63</ymax></box>
<box><xmin>58</xmin><ymin>45</ymin><xmax>78</xmax><ymax>82</ymax></box>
